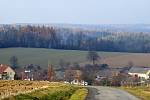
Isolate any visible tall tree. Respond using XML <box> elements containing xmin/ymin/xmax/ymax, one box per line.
<box><xmin>47</xmin><ymin>64</ymin><xmax>56</xmax><ymax>81</ymax></box>
<box><xmin>9</xmin><ymin>56</ymin><xmax>18</xmax><ymax>69</ymax></box>
<box><xmin>87</xmin><ymin>51</ymin><xmax>100</xmax><ymax>65</ymax></box>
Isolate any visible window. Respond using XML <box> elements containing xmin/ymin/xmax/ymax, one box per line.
<box><xmin>9</xmin><ymin>72</ymin><xmax>12</xmax><ymax>75</ymax></box>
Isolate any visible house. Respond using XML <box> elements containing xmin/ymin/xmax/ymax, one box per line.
<box><xmin>64</xmin><ymin>69</ymin><xmax>88</xmax><ymax>85</ymax></box>
<box><xmin>95</xmin><ymin>68</ymin><xmax>123</xmax><ymax>81</ymax></box>
<box><xmin>0</xmin><ymin>64</ymin><xmax>15</xmax><ymax>80</ymax></box>
<box><xmin>95</xmin><ymin>69</ymin><xmax>112</xmax><ymax>82</ymax></box>
<box><xmin>128</xmin><ymin>67</ymin><xmax>150</xmax><ymax>80</ymax></box>
<box><xmin>71</xmin><ymin>79</ymin><xmax>88</xmax><ymax>86</ymax></box>
<box><xmin>95</xmin><ymin>68</ymin><xmax>128</xmax><ymax>86</ymax></box>
<box><xmin>21</xmin><ymin>69</ymin><xmax>33</xmax><ymax>81</ymax></box>
<box><xmin>21</xmin><ymin>70</ymin><xmax>47</xmax><ymax>81</ymax></box>
<box><xmin>21</xmin><ymin>64</ymin><xmax>47</xmax><ymax>81</ymax></box>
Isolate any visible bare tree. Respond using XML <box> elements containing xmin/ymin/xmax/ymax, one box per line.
<box><xmin>47</xmin><ymin>64</ymin><xmax>56</xmax><ymax>81</ymax></box>
<box><xmin>9</xmin><ymin>56</ymin><xmax>18</xmax><ymax>69</ymax></box>
<box><xmin>128</xmin><ymin>61</ymin><xmax>134</xmax><ymax>69</ymax></box>
<box><xmin>87</xmin><ymin>51</ymin><xmax>100</xmax><ymax>65</ymax></box>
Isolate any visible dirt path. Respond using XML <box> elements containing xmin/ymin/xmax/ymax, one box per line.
<box><xmin>86</xmin><ymin>86</ymin><xmax>140</xmax><ymax>100</ymax></box>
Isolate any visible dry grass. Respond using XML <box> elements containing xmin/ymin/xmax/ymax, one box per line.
<box><xmin>0</xmin><ymin>80</ymin><xmax>87</xmax><ymax>100</ymax></box>
<box><xmin>0</xmin><ymin>80</ymin><xmax>52</xmax><ymax>99</ymax></box>
<box><xmin>120</xmin><ymin>86</ymin><xmax>150</xmax><ymax>100</ymax></box>
<box><xmin>69</xmin><ymin>88</ymin><xmax>88</xmax><ymax>100</ymax></box>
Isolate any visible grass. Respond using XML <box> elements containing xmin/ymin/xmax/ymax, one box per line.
<box><xmin>11</xmin><ymin>85</ymin><xmax>78</xmax><ymax>100</ymax></box>
<box><xmin>0</xmin><ymin>80</ymin><xmax>51</xmax><ymax>99</ymax></box>
<box><xmin>69</xmin><ymin>88</ymin><xmax>88</xmax><ymax>100</ymax></box>
<box><xmin>1</xmin><ymin>47</ymin><xmax>150</xmax><ymax>68</ymax></box>
<box><xmin>120</xmin><ymin>86</ymin><xmax>150</xmax><ymax>100</ymax></box>
<box><xmin>0</xmin><ymin>47</ymin><xmax>126</xmax><ymax>69</ymax></box>
<box><xmin>1</xmin><ymin>80</ymin><xmax>87</xmax><ymax>100</ymax></box>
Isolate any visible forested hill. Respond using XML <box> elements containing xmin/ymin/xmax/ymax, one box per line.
<box><xmin>1</xmin><ymin>24</ymin><xmax>150</xmax><ymax>53</ymax></box>
<box><xmin>13</xmin><ymin>23</ymin><xmax>150</xmax><ymax>32</ymax></box>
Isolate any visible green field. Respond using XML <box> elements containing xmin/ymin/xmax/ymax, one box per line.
<box><xmin>0</xmin><ymin>48</ymin><xmax>126</xmax><ymax>69</ymax></box>
<box><xmin>1</xmin><ymin>47</ymin><xmax>150</xmax><ymax>69</ymax></box>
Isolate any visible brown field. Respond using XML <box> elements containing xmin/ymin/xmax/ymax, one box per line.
<box><xmin>0</xmin><ymin>80</ymin><xmax>51</xmax><ymax>99</ymax></box>
<box><xmin>101</xmin><ymin>53</ymin><xmax>150</xmax><ymax>67</ymax></box>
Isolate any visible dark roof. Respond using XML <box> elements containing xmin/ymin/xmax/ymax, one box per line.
<box><xmin>129</xmin><ymin>67</ymin><xmax>150</xmax><ymax>74</ymax></box>
<box><xmin>96</xmin><ymin>69</ymin><xmax>112</xmax><ymax>77</ymax></box>
<box><xmin>96</xmin><ymin>68</ymin><xmax>121</xmax><ymax>77</ymax></box>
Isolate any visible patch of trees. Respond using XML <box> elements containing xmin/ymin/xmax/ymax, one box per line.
<box><xmin>1</xmin><ymin>25</ymin><xmax>150</xmax><ymax>53</ymax></box>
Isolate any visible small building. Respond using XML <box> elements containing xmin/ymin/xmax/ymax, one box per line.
<box><xmin>21</xmin><ymin>69</ymin><xmax>33</xmax><ymax>81</ymax></box>
<box><xmin>95</xmin><ymin>68</ymin><xmax>123</xmax><ymax>81</ymax></box>
<box><xmin>0</xmin><ymin>64</ymin><xmax>15</xmax><ymax>80</ymax></box>
<box><xmin>64</xmin><ymin>69</ymin><xmax>88</xmax><ymax>85</ymax></box>
<box><xmin>71</xmin><ymin>79</ymin><xmax>88</xmax><ymax>86</ymax></box>
<box><xmin>128</xmin><ymin>67</ymin><xmax>150</xmax><ymax>80</ymax></box>
<box><xmin>21</xmin><ymin>64</ymin><xmax>47</xmax><ymax>81</ymax></box>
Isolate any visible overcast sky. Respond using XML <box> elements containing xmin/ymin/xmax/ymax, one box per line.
<box><xmin>0</xmin><ymin>0</ymin><xmax>149</xmax><ymax>24</ymax></box>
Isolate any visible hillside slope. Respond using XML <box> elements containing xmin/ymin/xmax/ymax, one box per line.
<box><xmin>0</xmin><ymin>48</ymin><xmax>150</xmax><ymax>68</ymax></box>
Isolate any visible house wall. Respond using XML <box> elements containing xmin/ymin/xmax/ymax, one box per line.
<box><xmin>0</xmin><ymin>74</ymin><xmax>2</xmax><ymax>79</ymax></box>
<box><xmin>146</xmin><ymin>70</ymin><xmax>150</xmax><ymax>76</ymax></box>
<box><xmin>128</xmin><ymin>72</ymin><xmax>149</xmax><ymax>79</ymax></box>
<box><xmin>4</xmin><ymin>67</ymin><xmax>15</xmax><ymax>80</ymax></box>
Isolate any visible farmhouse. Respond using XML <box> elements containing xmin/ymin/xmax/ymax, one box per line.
<box><xmin>0</xmin><ymin>64</ymin><xmax>15</xmax><ymax>80</ymax></box>
<box><xmin>128</xmin><ymin>67</ymin><xmax>150</xmax><ymax>80</ymax></box>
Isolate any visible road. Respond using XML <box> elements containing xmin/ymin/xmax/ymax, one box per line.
<box><xmin>86</xmin><ymin>86</ymin><xmax>140</xmax><ymax>100</ymax></box>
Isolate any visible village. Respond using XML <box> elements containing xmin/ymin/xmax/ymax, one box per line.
<box><xmin>1</xmin><ymin>59</ymin><xmax>150</xmax><ymax>87</ymax></box>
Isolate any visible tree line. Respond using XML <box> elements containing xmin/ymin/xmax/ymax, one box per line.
<box><xmin>1</xmin><ymin>25</ymin><xmax>150</xmax><ymax>53</ymax></box>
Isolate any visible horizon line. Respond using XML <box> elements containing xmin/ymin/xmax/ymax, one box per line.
<box><xmin>0</xmin><ymin>23</ymin><xmax>150</xmax><ymax>25</ymax></box>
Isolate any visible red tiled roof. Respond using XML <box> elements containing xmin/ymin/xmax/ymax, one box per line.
<box><xmin>0</xmin><ymin>64</ymin><xmax>8</xmax><ymax>74</ymax></box>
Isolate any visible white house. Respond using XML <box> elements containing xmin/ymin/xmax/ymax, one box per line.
<box><xmin>0</xmin><ymin>64</ymin><xmax>15</xmax><ymax>80</ymax></box>
<box><xmin>128</xmin><ymin>67</ymin><xmax>150</xmax><ymax>80</ymax></box>
<box><xmin>71</xmin><ymin>79</ymin><xmax>88</xmax><ymax>86</ymax></box>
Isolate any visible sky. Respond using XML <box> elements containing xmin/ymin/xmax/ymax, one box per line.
<box><xmin>0</xmin><ymin>0</ymin><xmax>149</xmax><ymax>24</ymax></box>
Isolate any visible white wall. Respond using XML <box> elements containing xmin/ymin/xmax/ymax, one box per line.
<box><xmin>128</xmin><ymin>72</ymin><xmax>149</xmax><ymax>79</ymax></box>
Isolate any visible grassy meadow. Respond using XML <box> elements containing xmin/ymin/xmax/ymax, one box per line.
<box><xmin>0</xmin><ymin>48</ymin><xmax>126</xmax><ymax>69</ymax></box>
<box><xmin>1</xmin><ymin>48</ymin><xmax>150</xmax><ymax>69</ymax></box>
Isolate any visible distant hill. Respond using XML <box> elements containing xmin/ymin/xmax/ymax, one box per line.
<box><xmin>13</xmin><ymin>23</ymin><xmax>150</xmax><ymax>32</ymax></box>
<box><xmin>51</xmin><ymin>24</ymin><xmax>150</xmax><ymax>32</ymax></box>
<box><xmin>1</xmin><ymin>24</ymin><xmax>150</xmax><ymax>53</ymax></box>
